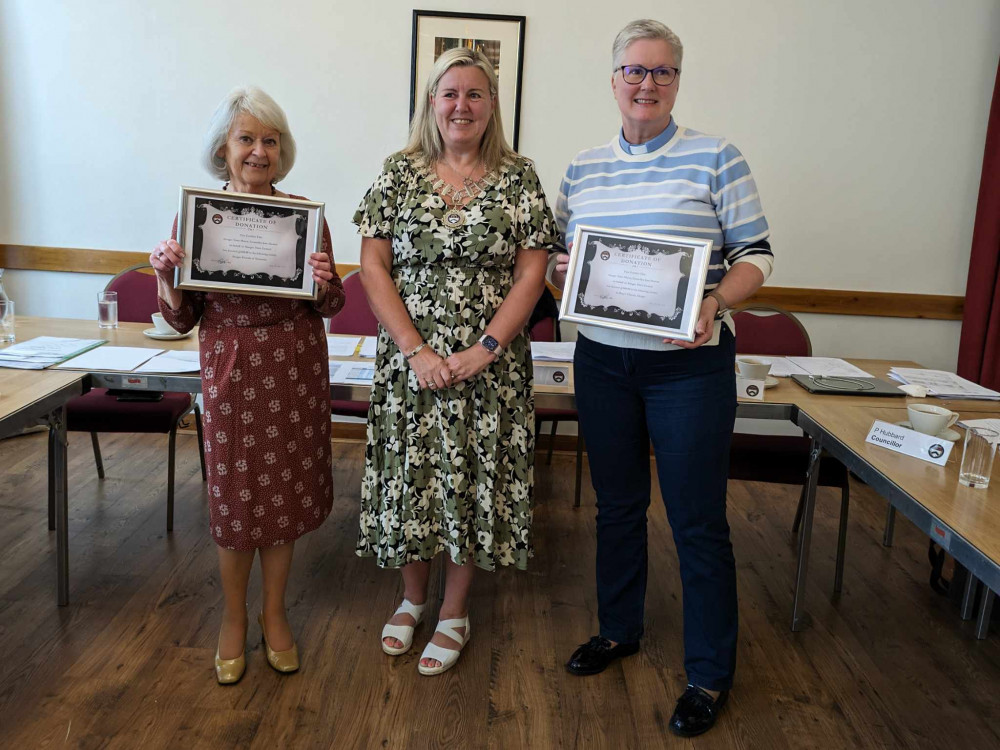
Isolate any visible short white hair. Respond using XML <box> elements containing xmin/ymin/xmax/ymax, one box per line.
<box><xmin>201</xmin><ymin>86</ymin><xmax>297</xmax><ymax>183</ymax></box>
<box><xmin>612</xmin><ymin>19</ymin><xmax>684</xmax><ymax>71</ymax></box>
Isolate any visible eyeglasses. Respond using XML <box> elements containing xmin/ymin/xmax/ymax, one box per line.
<box><xmin>616</xmin><ymin>64</ymin><xmax>680</xmax><ymax>86</ymax></box>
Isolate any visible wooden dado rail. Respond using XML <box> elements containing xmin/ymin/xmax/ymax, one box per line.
<box><xmin>0</xmin><ymin>243</ymin><xmax>964</xmax><ymax>320</ymax></box>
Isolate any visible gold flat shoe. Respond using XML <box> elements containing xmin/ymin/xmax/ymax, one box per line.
<box><xmin>258</xmin><ymin>612</ymin><xmax>299</xmax><ymax>673</ymax></box>
<box><xmin>215</xmin><ymin>649</ymin><xmax>246</xmax><ymax>685</ymax></box>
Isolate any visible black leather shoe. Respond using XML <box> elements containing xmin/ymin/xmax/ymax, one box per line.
<box><xmin>668</xmin><ymin>685</ymin><xmax>729</xmax><ymax>737</ymax></box>
<box><xmin>565</xmin><ymin>636</ymin><xmax>639</xmax><ymax>675</ymax></box>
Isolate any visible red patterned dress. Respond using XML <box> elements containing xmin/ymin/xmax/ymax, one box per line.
<box><xmin>160</xmin><ymin>210</ymin><xmax>345</xmax><ymax>550</ymax></box>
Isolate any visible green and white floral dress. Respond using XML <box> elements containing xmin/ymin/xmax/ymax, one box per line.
<box><xmin>352</xmin><ymin>151</ymin><xmax>557</xmax><ymax>571</ymax></box>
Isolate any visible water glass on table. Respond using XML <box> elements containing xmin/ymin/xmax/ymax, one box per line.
<box><xmin>98</xmin><ymin>291</ymin><xmax>118</xmax><ymax>329</ymax></box>
<box><xmin>959</xmin><ymin>426</ymin><xmax>998</xmax><ymax>489</ymax></box>
<box><xmin>0</xmin><ymin>300</ymin><xmax>14</xmax><ymax>343</ymax></box>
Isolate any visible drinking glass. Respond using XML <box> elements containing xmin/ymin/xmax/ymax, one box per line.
<box><xmin>959</xmin><ymin>426</ymin><xmax>998</xmax><ymax>489</ymax></box>
<box><xmin>0</xmin><ymin>300</ymin><xmax>15</xmax><ymax>343</ymax></box>
<box><xmin>98</xmin><ymin>291</ymin><xmax>118</xmax><ymax>329</ymax></box>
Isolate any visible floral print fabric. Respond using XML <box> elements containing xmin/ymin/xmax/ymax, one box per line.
<box><xmin>352</xmin><ymin>152</ymin><xmax>557</xmax><ymax>570</ymax></box>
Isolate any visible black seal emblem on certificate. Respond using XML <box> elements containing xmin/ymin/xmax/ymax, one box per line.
<box><xmin>174</xmin><ymin>186</ymin><xmax>323</xmax><ymax>300</ymax></box>
<box><xmin>558</xmin><ymin>225</ymin><xmax>713</xmax><ymax>342</ymax></box>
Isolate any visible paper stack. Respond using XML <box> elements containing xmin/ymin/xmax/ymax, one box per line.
<box><xmin>888</xmin><ymin>367</ymin><xmax>1000</xmax><ymax>400</ymax></box>
<box><xmin>0</xmin><ymin>336</ymin><xmax>106</xmax><ymax>370</ymax></box>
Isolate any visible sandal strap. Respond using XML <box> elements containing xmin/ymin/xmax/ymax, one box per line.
<box><xmin>420</xmin><ymin>640</ymin><xmax>463</xmax><ymax>667</ymax></box>
<box><xmin>381</xmin><ymin>622</ymin><xmax>415</xmax><ymax>642</ymax></box>
<box><xmin>394</xmin><ymin>599</ymin><xmax>426</xmax><ymax>621</ymax></box>
<box><xmin>432</xmin><ymin>616</ymin><xmax>470</xmax><ymax>645</ymax></box>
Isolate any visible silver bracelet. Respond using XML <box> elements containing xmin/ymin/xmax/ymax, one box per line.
<box><xmin>405</xmin><ymin>342</ymin><xmax>426</xmax><ymax>360</ymax></box>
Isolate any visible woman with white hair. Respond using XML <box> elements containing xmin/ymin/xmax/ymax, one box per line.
<box><xmin>353</xmin><ymin>47</ymin><xmax>556</xmax><ymax>675</ymax></box>
<box><xmin>150</xmin><ymin>86</ymin><xmax>345</xmax><ymax>684</ymax></box>
<box><xmin>550</xmin><ymin>19</ymin><xmax>774</xmax><ymax>737</ymax></box>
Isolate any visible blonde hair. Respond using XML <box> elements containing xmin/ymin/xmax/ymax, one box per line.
<box><xmin>403</xmin><ymin>47</ymin><xmax>517</xmax><ymax>172</ymax></box>
<box><xmin>202</xmin><ymin>86</ymin><xmax>297</xmax><ymax>183</ymax></box>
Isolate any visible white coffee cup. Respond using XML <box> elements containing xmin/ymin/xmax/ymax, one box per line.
<box><xmin>151</xmin><ymin>312</ymin><xmax>176</xmax><ymax>334</ymax></box>
<box><xmin>907</xmin><ymin>403</ymin><xmax>959</xmax><ymax>436</ymax></box>
<box><xmin>737</xmin><ymin>357</ymin><xmax>771</xmax><ymax>381</ymax></box>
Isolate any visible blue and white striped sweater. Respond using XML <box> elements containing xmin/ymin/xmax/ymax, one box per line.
<box><xmin>554</xmin><ymin>120</ymin><xmax>773</xmax><ymax>350</ymax></box>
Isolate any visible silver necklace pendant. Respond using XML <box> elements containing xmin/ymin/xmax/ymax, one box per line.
<box><xmin>444</xmin><ymin>207</ymin><xmax>466</xmax><ymax>228</ymax></box>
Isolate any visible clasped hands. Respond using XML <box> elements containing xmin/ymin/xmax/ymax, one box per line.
<box><xmin>149</xmin><ymin>239</ymin><xmax>335</xmax><ymax>288</ymax></box>
<box><xmin>409</xmin><ymin>344</ymin><xmax>494</xmax><ymax>391</ymax></box>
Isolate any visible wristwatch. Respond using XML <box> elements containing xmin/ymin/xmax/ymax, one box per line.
<box><xmin>707</xmin><ymin>290</ymin><xmax>729</xmax><ymax>319</ymax></box>
<box><xmin>478</xmin><ymin>334</ymin><xmax>502</xmax><ymax>359</ymax></box>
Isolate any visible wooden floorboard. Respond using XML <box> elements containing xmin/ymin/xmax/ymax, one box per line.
<box><xmin>0</xmin><ymin>431</ymin><xmax>999</xmax><ymax>748</ymax></box>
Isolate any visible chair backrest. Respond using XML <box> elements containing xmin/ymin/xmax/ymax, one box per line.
<box><xmin>529</xmin><ymin>316</ymin><xmax>556</xmax><ymax>342</ymax></box>
<box><xmin>732</xmin><ymin>304</ymin><xmax>812</xmax><ymax>356</ymax></box>
<box><xmin>328</xmin><ymin>269</ymin><xmax>379</xmax><ymax>335</ymax></box>
<box><xmin>104</xmin><ymin>264</ymin><xmax>160</xmax><ymax>324</ymax></box>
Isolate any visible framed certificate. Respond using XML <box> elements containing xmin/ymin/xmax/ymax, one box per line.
<box><xmin>559</xmin><ymin>225</ymin><xmax>713</xmax><ymax>342</ymax></box>
<box><xmin>175</xmin><ymin>186</ymin><xmax>322</xmax><ymax>300</ymax></box>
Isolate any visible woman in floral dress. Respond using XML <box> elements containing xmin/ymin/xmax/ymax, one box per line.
<box><xmin>151</xmin><ymin>86</ymin><xmax>345</xmax><ymax>684</ymax></box>
<box><xmin>354</xmin><ymin>48</ymin><xmax>556</xmax><ymax>675</ymax></box>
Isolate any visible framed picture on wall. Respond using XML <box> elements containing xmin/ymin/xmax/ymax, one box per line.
<box><xmin>559</xmin><ymin>225</ymin><xmax>713</xmax><ymax>342</ymax></box>
<box><xmin>410</xmin><ymin>10</ymin><xmax>526</xmax><ymax>150</ymax></box>
<box><xmin>174</xmin><ymin>186</ymin><xmax>322</xmax><ymax>300</ymax></box>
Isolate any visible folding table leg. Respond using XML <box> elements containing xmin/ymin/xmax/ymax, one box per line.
<box><xmin>833</xmin><ymin>479</ymin><xmax>850</xmax><ymax>595</ymax></box>
<box><xmin>882</xmin><ymin>504</ymin><xmax>896</xmax><ymax>547</ymax></box>
<box><xmin>961</xmin><ymin>574</ymin><xmax>979</xmax><ymax>621</ymax></box>
<box><xmin>976</xmin><ymin>588</ymin><xmax>995</xmax><ymax>640</ymax></box>
<box><xmin>791</xmin><ymin>442</ymin><xmax>822</xmax><ymax>631</ymax></box>
<box><xmin>48</xmin><ymin>407</ymin><xmax>70</xmax><ymax>606</ymax></box>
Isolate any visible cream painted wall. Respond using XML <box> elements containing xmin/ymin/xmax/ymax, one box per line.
<box><xmin>1</xmin><ymin>0</ymin><xmax>998</xmax><ymax>371</ymax></box>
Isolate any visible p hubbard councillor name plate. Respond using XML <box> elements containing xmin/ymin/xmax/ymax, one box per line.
<box><xmin>865</xmin><ymin>419</ymin><xmax>953</xmax><ymax>466</ymax></box>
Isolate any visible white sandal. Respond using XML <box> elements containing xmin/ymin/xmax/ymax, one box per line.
<box><xmin>381</xmin><ymin>599</ymin><xmax>427</xmax><ymax>656</ymax></box>
<box><xmin>417</xmin><ymin>616</ymin><xmax>470</xmax><ymax>676</ymax></box>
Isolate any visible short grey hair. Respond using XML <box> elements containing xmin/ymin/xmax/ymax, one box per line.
<box><xmin>201</xmin><ymin>86</ymin><xmax>297</xmax><ymax>183</ymax></box>
<box><xmin>612</xmin><ymin>19</ymin><xmax>684</xmax><ymax>71</ymax></box>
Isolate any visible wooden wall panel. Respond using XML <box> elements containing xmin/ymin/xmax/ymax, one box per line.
<box><xmin>0</xmin><ymin>244</ymin><xmax>964</xmax><ymax>320</ymax></box>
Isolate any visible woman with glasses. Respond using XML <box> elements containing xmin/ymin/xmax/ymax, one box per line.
<box><xmin>549</xmin><ymin>19</ymin><xmax>773</xmax><ymax>737</ymax></box>
<box><xmin>353</xmin><ymin>47</ymin><xmax>556</xmax><ymax>676</ymax></box>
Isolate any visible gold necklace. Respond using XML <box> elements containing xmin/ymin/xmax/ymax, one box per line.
<box><xmin>438</xmin><ymin>159</ymin><xmax>485</xmax><ymax>229</ymax></box>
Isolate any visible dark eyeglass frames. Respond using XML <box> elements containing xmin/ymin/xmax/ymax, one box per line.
<box><xmin>616</xmin><ymin>64</ymin><xmax>680</xmax><ymax>86</ymax></box>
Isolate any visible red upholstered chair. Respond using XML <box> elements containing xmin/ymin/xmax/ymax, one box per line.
<box><xmin>729</xmin><ymin>305</ymin><xmax>852</xmax><ymax>592</ymax></box>
<box><xmin>532</xmin><ymin>316</ymin><xmax>585</xmax><ymax>507</ymax></box>
<box><xmin>329</xmin><ymin>270</ymin><xmax>378</xmax><ymax>419</ymax></box>
<box><xmin>59</xmin><ymin>264</ymin><xmax>205</xmax><ymax>532</ymax></box>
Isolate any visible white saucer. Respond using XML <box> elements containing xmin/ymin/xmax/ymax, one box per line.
<box><xmin>895</xmin><ymin>421</ymin><xmax>960</xmax><ymax>442</ymax></box>
<box><xmin>143</xmin><ymin>328</ymin><xmax>192</xmax><ymax>341</ymax></box>
<box><xmin>764</xmin><ymin>376</ymin><xmax>779</xmax><ymax>389</ymax></box>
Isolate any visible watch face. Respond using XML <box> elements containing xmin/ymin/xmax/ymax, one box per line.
<box><xmin>481</xmin><ymin>335</ymin><xmax>499</xmax><ymax>352</ymax></box>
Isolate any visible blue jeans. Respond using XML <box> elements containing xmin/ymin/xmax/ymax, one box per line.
<box><xmin>574</xmin><ymin>330</ymin><xmax>738</xmax><ymax>691</ymax></box>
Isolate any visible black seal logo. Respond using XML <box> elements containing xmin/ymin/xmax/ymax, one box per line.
<box><xmin>212</xmin><ymin>214</ymin><xmax>224</xmax><ymax>225</ymax></box>
<box><xmin>552</xmin><ymin>370</ymin><xmax>566</xmax><ymax>384</ymax></box>
<box><xmin>928</xmin><ymin>444</ymin><xmax>945</xmax><ymax>459</ymax></box>
<box><xmin>746</xmin><ymin>384</ymin><xmax>760</xmax><ymax>397</ymax></box>
<box><xmin>600</xmin><ymin>250</ymin><xmax>611</xmax><ymax>261</ymax></box>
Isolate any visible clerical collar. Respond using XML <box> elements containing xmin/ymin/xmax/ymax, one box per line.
<box><xmin>619</xmin><ymin>118</ymin><xmax>677</xmax><ymax>155</ymax></box>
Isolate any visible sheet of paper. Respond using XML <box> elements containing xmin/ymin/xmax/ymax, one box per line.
<box><xmin>786</xmin><ymin>357</ymin><xmax>872</xmax><ymax>378</ymax></box>
<box><xmin>531</xmin><ymin>341</ymin><xmax>576</xmax><ymax>361</ymax></box>
<box><xmin>133</xmin><ymin>350</ymin><xmax>201</xmax><ymax>373</ymax></box>
<box><xmin>959</xmin><ymin>419</ymin><xmax>1000</xmax><ymax>445</ymax></box>
<box><xmin>327</xmin><ymin>335</ymin><xmax>361</xmax><ymax>357</ymax></box>
<box><xmin>735</xmin><ymin>356</ymin><xmax>810</xmax><ymax>378</ymax></box>
<box><xmin>889</xmin><ymin>368</ymin><xmax>1000</xmax><ymax>400</ymax></box>
<box><xmin>359</xmin><ymin>337</ymin><xmax>377</xmax><ymax>358</ymax></box>
<box><xmin>56</xmin><ymin>346</ymin><xmax>162</xmax><ymax>372</ymax></box>
<box><xmin>329</xmin><ymin>362</ymin><xmax>375</xmax><ymax>385</ymax></box>
<box><xmin>0</xmin><ymin>336</ymin><xmax>106</xmax><ymax>369</ymax></box>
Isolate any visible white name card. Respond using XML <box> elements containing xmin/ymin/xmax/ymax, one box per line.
<box><xmin>737</xmin><ymin>377</ymin><xmax>765</xmax><ymax>401</ymax></box>
<box><xmin>865</xmin><ymin>420</ymin><xmax>953</xmax><ymax>466</ymax></box>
